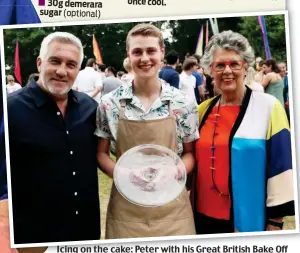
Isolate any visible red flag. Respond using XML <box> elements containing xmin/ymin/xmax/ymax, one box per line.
<box><xmin>205</xmin><ymin>21</ymin><xmax>209</xmax><ymax>46</ymax></box>
<box><xmin>14</xmin><ymin>40</ymin><xmax>22</xmax><ymax>84</ymax></box>
<box><xmin>92</xmin><ymin>34</ymin><xmax>103</xmax><ymax>64</ymax></box>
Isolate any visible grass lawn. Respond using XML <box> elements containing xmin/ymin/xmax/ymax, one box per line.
<box><xmin>98</xmin><ymin>170</ymin><xmax>113</xmax><ymax>239</ymax></box>
<box><xmin>98</xmin><ymin>169</ymin><xmax>296</xmax><ymax>239</ymax></box>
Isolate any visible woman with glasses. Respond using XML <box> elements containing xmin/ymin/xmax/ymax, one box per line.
<box><xmin>6</xmin><ymin>75</ymin><xmax>22</xmax><ymax>94</ymax></box>
<box><xmin>190</xmin><ymin>31</ymin><xmax>294</xmax><ymax>234</ymax></box>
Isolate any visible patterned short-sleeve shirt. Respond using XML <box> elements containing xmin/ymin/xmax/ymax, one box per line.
<box><xmin>95</xmin><ymin>80</ymin><xmax>199</xmax><ymax>156</ymax></box>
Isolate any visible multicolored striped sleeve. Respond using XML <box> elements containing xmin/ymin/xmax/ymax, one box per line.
<box><xmin>266</xmin><ymin>100</ymin><xmax>294</xmax><ymax>218</ymax></box>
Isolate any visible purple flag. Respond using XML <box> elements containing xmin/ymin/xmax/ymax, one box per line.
<box><xmin>258</xmin><ymin>16</ymin><xmax>272</xmax><ymax>59</ymax></box>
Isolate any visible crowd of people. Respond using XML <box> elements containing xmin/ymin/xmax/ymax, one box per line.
<box><xmin>0</xmin><ymin>22</ymin><xmax>295</xmax><ymax>253</ymax></box>
<box><xmin>6</xmin><ymin>40</ymin><xmax>290</xmax><ymax>126</ymax></box>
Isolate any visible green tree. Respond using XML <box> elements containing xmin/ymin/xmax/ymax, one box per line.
<box><xmin>239</xmin><ymin>15</ymin><xmax>286</xmax><ymax>62</ymax></box>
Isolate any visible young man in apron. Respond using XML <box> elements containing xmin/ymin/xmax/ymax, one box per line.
<box><xmin>95</xmin><ymin>23</ymin><xmax>199</xmax><ymax>239</ymax></box>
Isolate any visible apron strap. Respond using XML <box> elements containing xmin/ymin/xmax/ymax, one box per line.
<box><xmin>119</xmin><ymin>99</ymin><xmax>126</xmax><ymax>119</ymax></box>
<box><xmin>168</xmin><ymin>100</ymin><xmax>173</xmax><ymax>117</ymax></box>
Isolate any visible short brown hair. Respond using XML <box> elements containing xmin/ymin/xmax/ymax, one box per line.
<box><xmin>126</xmin><ymin>23</ymin><xmax>164</xmax><ymax>50</ymax></box>
<box><xmin>86</xmin><ymin>58</ymin><xmax>96</xmax><ymax>67</ymax></box>
<box><xmin>183</xmin><ymin>58</ymin><xmax>198</xmax><ymax>71</ymax></box>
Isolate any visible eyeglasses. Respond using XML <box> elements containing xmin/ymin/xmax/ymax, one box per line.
<box><xmin>211</xmin><ymin>60</ymin><xmax>245</xmax><ymax>72</ymax></box>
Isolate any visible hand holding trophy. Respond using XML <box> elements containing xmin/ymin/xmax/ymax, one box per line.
<box><xmin>114</xmin><ymin>144</ymin><xmax>187</xmax><ymax>207</ymax></box>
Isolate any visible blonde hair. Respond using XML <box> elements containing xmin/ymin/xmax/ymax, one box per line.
<box><xmin>7</xmin><ymin>75</ymin><xmax>14</xmax><ymax>81</ymax></box>
<box><xmin>126</xmin><ymin>23</ymin><xmax>164</xmax><ymax>50</ymax></box>
<box><xmin>123</xmin><ymin>57</ymin><xmax>132</xmax><ymax>72</ymax></box>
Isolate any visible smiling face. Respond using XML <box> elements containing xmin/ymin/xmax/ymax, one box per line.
<box><xmin>127</xmin><ymin>35</ymin><xmax>164</xmax><ymax>81</ymax></box>
<box><xmin>37</xmin><ymin>41</ymin><xmax>80</xmax><ymax>98</ymax></box>
<box><xmin>211</xmin><ymin>48</ymin><xmax>246</xmax><ymax>94</ymax></box>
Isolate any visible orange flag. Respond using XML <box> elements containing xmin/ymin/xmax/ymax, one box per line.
<box><xmin>92</xmin><ymin>34</ymin><xmax>103</xmax><ymax>64</ymax></box>
<box><xmin>205</xmin><ymin>21</ymin><xmax>209</xmax><ymax>46</ymax></box>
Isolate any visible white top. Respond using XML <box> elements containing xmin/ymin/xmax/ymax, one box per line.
<box><xmin>7</xmin><ymin>83</ymin><xmax>22</xmax><ymax>94</ymax></box>
<box><xmin>179</xmin><ymin>71</ymin><xmax>197</xmax><ymax>104</ymax></box>
<box><xmin>73</xmin><ymin>67</ymin><xmax>103</xmax><ymax>103</ymax></box>
<box><xmin>99</xmin><ymin>71</ymin><xmax>106</xmax><ymax>81</ymax></box>
<box><xmin>248</xmin><ymin>81</ymin><xmax>264</xmax><ymax>93</ymax></box>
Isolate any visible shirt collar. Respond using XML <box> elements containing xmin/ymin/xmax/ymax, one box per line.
<box><xmin>117</xmin><ymin>79</ymin><xmax>173</xmax><ymax>102</ymax></box>
<box><xmin>28</xmin><ymin>79</ymin><xmax>79</xmax><ymax>108</ymax></box>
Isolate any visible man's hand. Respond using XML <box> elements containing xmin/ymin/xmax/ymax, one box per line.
<box><xmin>0</xmin><ymin>200</ymin><xmax>18</xmax><ymax>253</ymax></box>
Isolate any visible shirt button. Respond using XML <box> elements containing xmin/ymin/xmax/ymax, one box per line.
<box><xmin>74</xmin><ymin>192</ymin><xmax>78</xmax><ymax>196</ymax></box>
<box><xmin>76</xmin><ymin>211</ymin><xmax>79</xmax><ymax>215</ymax></box>
<box><xmin>70</xmin><ymin>151</ymin><xmax>73</xmax><ymax>155</ymax></box>
<box><xmin>66</xmin><ymin>131</ymin><xmax>69</xmax><ymax>134</ymax></box>
<box><xmin>57</xmin><ymin>112</ymin><xmax>60</xmax><ymax>115</ymax></box>
<box><xmin>73</xmin><ymin>171</ymin><xmax>76</xmax><ymax>176</ymax></box>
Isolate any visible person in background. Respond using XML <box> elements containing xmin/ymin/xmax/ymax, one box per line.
<box><xmin>191</xmin><ymin>54</ymin><xmax>205</xmax><ymax>104</ymax></box>
<box><xmin>254</xmin><ymin>59</ymin><xmax>265</xmax><ymax>83</ymax></box>
<box><xmin>6</xmin><ymin>75</ymin><xmax>22</xmax><ymax>94</ymax></box>
<box><xmin>192</xmin><ymin>30</ymin><xmax>294</xmax><ymax>234</ymax></box>
<box><xmin>278</xmin><ymin>61</ymin><xmax>289</xmax><ymax>123</ymax></box>
<box><xmin>73</xmin><ymin>58</ymin><xmax>103</xmax><ymax>103</ymax></box>
<box><xmin>262</xmin><ymin>59</ymin><xmax>284</xmax><ymax>106</ymax></box>
<box><xmin>179</xmin><ymin>58</ymin><xmax>198</xmax><ymax>105</ymax></box>
<box><xmin>244</xmin><ymin>66</ymin><xmax>264</xmax><ymax>92</ymax></box>
<box><xmin>159</xmin><ymin>50</ymin><xmax>180</xmax><ymax>89</ymax></box>
<box><xmin>96</xmin><ymin>23</ymin><xmax>198</xmax><ymax>239</ymax></box>
<box><xmin>7</xmin><ymin>32</ymin><xmax>101</xmax><ymax>245</ymax></box>
<box><xmin>255</xmin><ymin>57</ymin><xmax>263</xmax><ymax>71</ymax></box>
<box><xmin>26</xmin><ymin>73</ymin><xmax>40</xmax><ymax>86</ymax></box>
<box><xmin>117</xmin><ymin>71</ymin><xmax>125</xmax><ymax>80</ymax></box>
<box><xmin>204</xmin><ymin>74</ymin><xmax>214</xmax><ymax>100</ymax></box>
<box><xmin>97</xmin><ymin>63</ymin><xmax>107</xmax><ymax>81</ymax></box>
<box><xmin>121</xmin><ymin>57</ymin><xmax>135</xmax><ymax>85</ymax></box>
<box><xmin>102</xmin><ymin>66</ymin><xmax>122</xmax><ymax>96</ymax></box>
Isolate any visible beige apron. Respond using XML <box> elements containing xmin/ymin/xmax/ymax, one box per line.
<box><xmin>105</xmin><ymin>100</ymin><xmax>195</xmax><ymax>239</ymax></box>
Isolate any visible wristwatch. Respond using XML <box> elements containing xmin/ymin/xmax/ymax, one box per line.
<box><xmin>267</xmin><ymin>219</ymin><xmax>284</xmax><ymax>229</ymax></box>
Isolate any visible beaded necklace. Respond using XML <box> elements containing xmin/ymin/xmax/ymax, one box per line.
<box><xmin>210</xmin><ymin>97</ymin><xmax>241</xmax><ymax>198</ymax></box>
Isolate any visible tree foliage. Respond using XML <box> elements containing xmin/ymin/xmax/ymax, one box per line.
<box><xmin>3</xmin><ymin>15</ymin><xmax>286</xmax><ymax>86</ymax></box>
<box><xmin>239</xmin><ymin>15</ymin><xmax>286</xmax><ymax>61</ymax></box>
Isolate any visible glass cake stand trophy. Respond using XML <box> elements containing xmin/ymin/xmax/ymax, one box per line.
<box><xmin>113</xmin><ymin>144</ymin><xmax>187</xmax><ymax>207</ymax></box>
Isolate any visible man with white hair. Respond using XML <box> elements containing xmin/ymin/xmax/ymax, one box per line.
<box><xmin>7</xmin><ymin>32</ymin><xmax>101</xmax><ymax>245</ymax></box>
